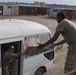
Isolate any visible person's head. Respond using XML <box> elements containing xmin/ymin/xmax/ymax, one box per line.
<box><xmin>8</xmin><ymin>45</ymin><xmax>15</xmax><ymax>53</ymax></box>
<box><xmin>57</xmin><ymin>11</ymin><xmax>66</xmax><ymax>23</ymax></box>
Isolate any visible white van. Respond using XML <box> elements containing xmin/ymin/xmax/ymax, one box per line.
<box><xmin>0</xmin><ymin>19</ymin><xmax>55</xmax><ymax>75</ymax></box>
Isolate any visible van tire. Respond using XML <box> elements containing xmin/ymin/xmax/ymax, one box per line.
<box><xmin>34</xmin><ymin>68</ymin><xmax>44</xmax><ymax>75</ymax></box>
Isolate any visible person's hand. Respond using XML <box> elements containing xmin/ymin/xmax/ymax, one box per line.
<box><xmin>17</xmin><ymin>53</ymin><xmax>23</xmax><ymax>56</ymax></box>
<box><xmin>37</xmin><ymin>43</ymin><xmax>44</xmax><ymax>49</ymax></box>
<box><xmin>51</xmin><ymin>43</ymin><xmax>56</xmax><ymax>48</ymax></box>
<box><xmin>13</xmin><ymin>59</ymin><xmax>19</xmax><ymax>63</ymax></box>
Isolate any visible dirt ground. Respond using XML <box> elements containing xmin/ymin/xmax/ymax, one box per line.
<box><xmin>0</xmin><ymin>15</ymin><xmax>76</xmax><ymax>75</ymax></box>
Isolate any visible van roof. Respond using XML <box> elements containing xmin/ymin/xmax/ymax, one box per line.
<box><xmin>0</xmin><ymin>19</ymin><xmax>50</xmax><ymax>39</ymax></box>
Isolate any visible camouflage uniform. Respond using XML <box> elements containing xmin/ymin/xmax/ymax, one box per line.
<box><xmin>2</xmin><ymin>51</ymin><xmax>22</xmax><ymax>75</ymax></box>
<box><xmin>64</xmin><ymin>42</ymin><xmax>76</xmax><ymax>74</ymax></box>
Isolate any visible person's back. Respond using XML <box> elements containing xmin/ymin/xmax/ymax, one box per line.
<box><xmin>56</xmin><ymin>19</ymin><xmax>76</xmax><ymax>44</ymax></box>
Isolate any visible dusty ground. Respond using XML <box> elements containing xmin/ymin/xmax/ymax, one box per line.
<box><xmin>0</xmin><ymin>15</ymin><xmax>76</xmax><ymax>75</ymax></box>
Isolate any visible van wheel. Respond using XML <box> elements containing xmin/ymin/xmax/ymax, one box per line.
<box><xmin>34</xmin><ymin>68</ymin><xmax>44</xmax><ymax>75</ymax></box>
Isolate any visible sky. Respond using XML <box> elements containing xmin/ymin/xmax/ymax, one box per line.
<box><xmin>0</xmin><ymin>0</ymin><xmax>76</xmax><ymax>6</ymax></box>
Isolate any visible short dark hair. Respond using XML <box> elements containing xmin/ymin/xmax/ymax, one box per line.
<box><xmin>7</xmin><ymin>43</ymin><xmax>14</xmax><ymax>50</ymax></box>
<box><xmin>57</xmin><ymin>11</ymin><xmax>66</xmax><ymax>19</ymax></box>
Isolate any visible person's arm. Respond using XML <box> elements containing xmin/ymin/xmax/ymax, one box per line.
<box><xmin>54</xmin><ymin>39</ymin><xmax>66</xmax><ymax>46</ymax></box>
<box><xmin>51</xmin><ymin>39</ymin><xmax>66</xmax><ymax>47</ymax></box>
<box><xmin>11</xmin><ymin>53</ymin><xmax>22</xmax><ymax>59</ymax></box>
<box><xmin>13</xmin><ymin>58</ymin><xmax>19</xmax><ymax>63</ymax></box>
<box><xmin>40</xmin><ymin>31</ymin><xmax>61</xmax><ymax>48</ymax></box>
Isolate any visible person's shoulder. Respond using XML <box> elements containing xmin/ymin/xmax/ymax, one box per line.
<box><xmin>62</xmin><ymin>19</ymin><xmax>68</xmax><ymax>22</ymax></box>
<box><xmin>63</xmin><ymin>19</ymin><xmax>72</xmax><ymax>23</ymax></box>
<box><xmin>60</xmin><ymin>19</ymin><xmax>69</xmax><ymax>24</ymax></box>
<box><xmin>5</xmin><ymin>51</ymin><xmax>11</xmax><ymax>55</ymax></box>
<box><xmin>59</xmin><ymin>19</ymin><xmax>66</xmax><ymax>24</ymax></box>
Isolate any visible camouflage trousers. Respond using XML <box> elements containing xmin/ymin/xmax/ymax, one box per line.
<box><xmin>64</xmin><ymin>42</ymin><xmax>76</xmax><ymax>74</ymax></box>
<box><xmin>2</xmin><ymin>68</ymin><xmax>10</xmax><ymax>75</ymax></box>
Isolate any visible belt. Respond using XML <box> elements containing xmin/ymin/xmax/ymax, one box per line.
<box><xmin>68</xmin><ymin>42</ymin><xmax>76</xmax><ymax>45</ymax></box>
<box><xmin>3</xmin><ymin>68</ymin><xmax>8</xmax><ymax>70</ymax></box>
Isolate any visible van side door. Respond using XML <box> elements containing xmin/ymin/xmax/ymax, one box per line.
<box><xmin>0</xmin><ymin>37</ymin><xmax>23</xmax><ymax>75</ymax></box>
<box><xmin>0</xmin><ymin>45</ymin><xmax>2</xmax><ymax>75</ymax></box>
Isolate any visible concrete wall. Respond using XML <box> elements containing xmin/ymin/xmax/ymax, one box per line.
<box><xmin>48</xmin><ymin>8</ymin><xmax>66</xmax><ymax>18</ymax></box>
<box><xmin>48</xmin><ymin>8</ymin><xmax>76</xmax><ymax>20</ymax></box>
<box><xmin>3</xmin><ymin>5</ymin><xmax>19</xmax><ymax>16</ymax></box>
<box><xmin>3</xmin><ymin>5</ymin><xmax>12</xmax><ymax>16</ymax></box>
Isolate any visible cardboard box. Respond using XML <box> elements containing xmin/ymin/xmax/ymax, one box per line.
<box><xmin>23</xmin><ymin>46</ymin><xmax>38</xmax><ymax>56</ymax></box>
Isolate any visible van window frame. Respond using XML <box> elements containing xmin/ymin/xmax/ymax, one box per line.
<box><xmin>0</xmin><ymin>36</ymin><xmax>23</xmax><ymax>44</ymax></box>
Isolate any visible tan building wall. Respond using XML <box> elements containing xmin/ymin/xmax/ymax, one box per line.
<box><xmin>34</xmin><ymin>2</ymin><xmax>40</xmax><ymax>5</ymax></box>
<box><xmin>40</xmin><ymin>2</ymin><xmax>45</xmax><ymax>7</ymax></box>
<box><xmin>34</xmin><ymin>1</ymin><xmax>45</xmax><ymax>6</ymax></box>
<box><xmin>11</xmin><ymin>5</ymin><xmax>19</xmax><ymax>16</ymax></box>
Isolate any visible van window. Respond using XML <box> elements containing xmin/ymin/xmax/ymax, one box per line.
<box><xmin>38</xmin><ymin>34</ymin><xmax>51</xmax><ymax>44</ymax></box>
<box><xmin>53</xmin><ymin>9</ymin><xmax>57</xmax><ymax>12</ymax></box>
<box><xmin>24</xmin><ymin>36</ymin><xmax>40</xmax><ymax>56</ymax></box>
<box><xmin>24</xmin><ymin>33</ymin><xmax>52</xmax><ymax>57</ymax></box>
<box><xmin>38</xmin><ymin>34</ymin><xmax>52</xmax><ymax>53</ymax></box>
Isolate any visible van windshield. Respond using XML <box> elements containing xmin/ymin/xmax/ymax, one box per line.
<box><xmin>38</xmin><ymin>34</ymin><xmax>51</xmax><ymax>44</ymax></box>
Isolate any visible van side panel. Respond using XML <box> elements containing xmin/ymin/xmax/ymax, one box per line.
<box><xmin>23</xmin><ymin>52</ymin><xmax>54</xmax><ymax>75</ymax></box>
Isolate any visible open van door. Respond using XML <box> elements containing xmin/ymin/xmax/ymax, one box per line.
<box><xmin>1</xmin><ymin>39</ymin><xmax>23</xmax><ymax>75</ymax></box>
<box><xmin>0</xmin><ymin>45</ymin><xmax>2</xmax><ymax>75</ymax></box>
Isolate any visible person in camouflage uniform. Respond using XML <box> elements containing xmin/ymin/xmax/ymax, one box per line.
<box><xmin>64</xmin><ymin>42</ymin><xmax>76</xmax><ymax>74</ymax></box>
<box><xmin>2</xmin><ymin>45</ymin><xmax>22</xmax><ymax>75</ymax></box>
<box><xmin>38</xmin><ymin>11</ymin><xmax>76</xmax><ymax>74</ymax></box>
